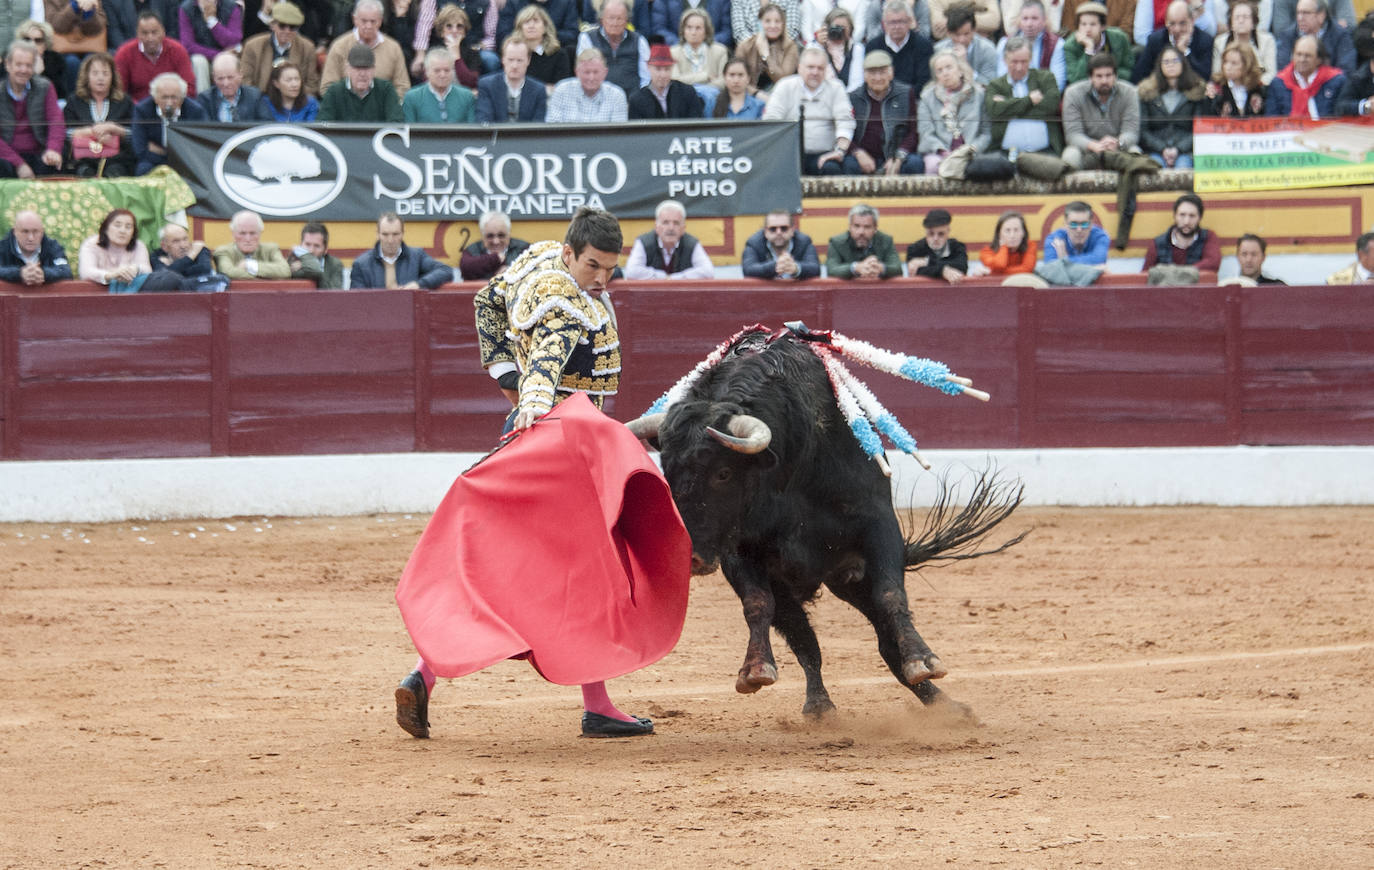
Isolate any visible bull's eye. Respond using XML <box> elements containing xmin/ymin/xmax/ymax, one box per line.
<box><xmin>712</xmin><ymin>467</ymin><xmax>733</xmax><ymax>485</ymax></box>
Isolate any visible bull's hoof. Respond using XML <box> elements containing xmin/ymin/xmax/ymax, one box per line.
<box><xmin>802</xmin><ymin>696</ymin><xmax>837</xmax><ymax>720</ymax></box>
<box><xmin>735</xmin><ymin>662</ymin><xmax>778</xmax><ymax>694</ymax></box>
<box><xmin>903</xmin><ymin>655</ymin><xmax>947</xmax><ymax>685</ymax></box>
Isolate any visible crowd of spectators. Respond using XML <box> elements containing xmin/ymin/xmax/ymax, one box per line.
<box><xmin>0</xmin><ymin>0</ymin><xmax>1366</xmax><ymax>182</ymax></box>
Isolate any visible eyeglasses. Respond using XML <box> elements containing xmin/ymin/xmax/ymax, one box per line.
<box><xmin>1067</xmin><ymin>220</ymin><xmax>1091</xmax><ymax>229</ymax></box>
<box><xmin>765</xmin><ymin>225</ymin><xmax>791</xmax><ymax>232</ymax></box>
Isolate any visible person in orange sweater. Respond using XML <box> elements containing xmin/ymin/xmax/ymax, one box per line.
<box><xmin>979</xmin><ymin>210</ymin><xmax>1038</xmax><ymax>275</ymax></box>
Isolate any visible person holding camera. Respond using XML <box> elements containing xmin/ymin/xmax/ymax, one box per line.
<box><xmin>809</xmin><ymin>7</ymin><xmax>866</xmax><ymax>90</ymax></box>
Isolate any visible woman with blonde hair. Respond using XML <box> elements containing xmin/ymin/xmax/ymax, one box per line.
<box><xmin>62</xmin><ymin>52</ymin><xmax>135</xmax><ymax>177</ymax></box>
<box><xmin>14</xmin><ymin>19</ymin><xmax>67</xmax><ymax>100</ymax></box>
<box><xmin>736</xmin><ymin>2</ymin><xmax>801</xmax><ymax>94</ymax></box>
<box><xmin>671</xmin><ymin>8</ymin><xmax>728</xmax><ymax>101</ymax></box>
<box><xmin>514</xmin><ymin>4</ymin><xmax>571</xmax><ymax>91</ymax></box>
<box><xmin>916</xmin><ymin>49</ymin><xmax>989</xmax><ymax>175</ymax></box>
<box><xmin>1205</xmin><ymin>42</ymin><xmax>1269</xmax><ymax>117</ymax></box>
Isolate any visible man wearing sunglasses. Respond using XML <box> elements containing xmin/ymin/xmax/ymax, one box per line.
<box><xmin>1043</xmin><ymin>201</ymin><xmax>1110</xmax><ymax>265</ymax></box>
<box><xmin>741</xmin><ymin>210</ymin><xmax>821</xmax><ymax>280</ymax></box>
<box><xmin>240</xmin><ymin>2</ymin><xmax>321</xmax><ymax>96</ymax></box>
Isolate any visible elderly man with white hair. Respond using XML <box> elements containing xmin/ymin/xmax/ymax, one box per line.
<box><xmin>213</xmin><ymin>211</ymin><xmax>293</xmax><ymax>280</ymax></box>
<box><xmin>763</xmin><ymin>44</ymin><xmax>856</xmax><ymax>175</ymax></box>
<box><xmin>321</xmin><ymin>0</ymin><xmax>412</xmax><ymax>97</ymax></box>
<box><xmin>0</xmin><ymin>40</ymin><xmax>65</xmax><ymax>179</ymax></box>
<box><xmin>132</xmin><ymin>71</ymin><xmax>209</xmax><ymax>175</ymax></box>
<box><xmin>459</xmin><ymin>211</ymin><xmax>531</xmax><ymax>281</ymax></box>
<box><xmin>624</xmin><ymin>200</ymin><xmax>715</xmax><ymax>280</ymax></box>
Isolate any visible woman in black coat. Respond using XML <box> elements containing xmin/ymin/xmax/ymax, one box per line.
<box><xmin>1204</xmin><ymin>42</ymin><xmax>1269</xmax><ymax>118</ymax></box>
<box><xmin>62</xmin><ymin>53</ymin><xmax>136</xmax><ymax>177</ymax></box>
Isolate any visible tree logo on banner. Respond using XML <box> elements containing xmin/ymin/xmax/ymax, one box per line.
<box><xmin>212</xmin><ymin>125</ymin><xmax>348</xmax><ymax>217</ymax></box>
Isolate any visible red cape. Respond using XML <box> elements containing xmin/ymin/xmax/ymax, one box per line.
<box><xmin>395</xmin><ymin>393</ymin><xmax>693</xmax><ymax>685</ymax></box>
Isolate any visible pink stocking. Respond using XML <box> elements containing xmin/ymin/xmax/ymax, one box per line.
<box><xmin>414</xmin><ymin>657</ymin><xmax>436</xmax><ymax>693</ymax></box>
<box><xmin>581</xmin><ymin>681</ymin><xmax>635</xmax><ymax>721</ymax></box>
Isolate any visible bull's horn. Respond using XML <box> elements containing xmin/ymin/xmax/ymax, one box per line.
<box><xmin>706</xmin><ymin>414</ymin><xmax>771</xmax><ymax>454</ymax></box>
<box><xmin>625</xmin><ymin>413</ymin><xmax>665</xmax><ymax>440</ymax></box>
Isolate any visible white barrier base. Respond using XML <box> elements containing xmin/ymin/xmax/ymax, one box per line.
<box><xmin>2</xmin><ymin>445</ymin><xmax>1372</xmax><ymax>522</ymax></box>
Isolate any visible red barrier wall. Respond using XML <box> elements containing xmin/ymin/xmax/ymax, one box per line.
<box><xmin>1</xmin><ymin>280</ymin><xmax>1371</xmax><ymax>460</ymax></box>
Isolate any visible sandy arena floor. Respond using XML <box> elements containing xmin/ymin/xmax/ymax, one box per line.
<box><xmin>2</xmin><ymin>506</ymin><xmax>1373</xmax><ymax>868</ymax></box>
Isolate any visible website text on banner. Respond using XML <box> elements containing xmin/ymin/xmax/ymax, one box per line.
<box><xmin>1193</xmin><ymin>116</ymin><xmax>1374</xmax><ymax>194</ymax></box>
<box><xmin>168</xmin><ymin>121</ymin><xmax>803</xmax><ymax>221</ymax></box>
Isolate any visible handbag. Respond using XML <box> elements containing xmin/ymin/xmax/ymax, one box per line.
<box><xmin>964</xmin><ymin>152</ymin><xmax>1017</xmax><ymax>182</ymax></box>
<box><xmin>52</xmin><ymin>28</ymin><xmax>107</xmax><ymax>55</ymax></box>
<box><xmin>73</xmin><ymin>133</ymin><xmax>119</xmax><ymax>161</ymax></box>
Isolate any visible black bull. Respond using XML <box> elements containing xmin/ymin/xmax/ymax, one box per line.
<box><xmin>629</xmin><ymin>332</ymin><xmax>1024</xmax><ymax>718</ymax></box>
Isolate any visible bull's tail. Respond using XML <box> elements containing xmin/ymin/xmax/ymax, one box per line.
<box><xmin>903</xmin><ymin>466</ymin><xmax>1028</xmax><ymax>569</ymax></box>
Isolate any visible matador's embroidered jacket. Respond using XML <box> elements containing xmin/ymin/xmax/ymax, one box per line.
<box><xmin>474</xmin><ymin>240</ymin><xmax>621</xmax><ymax>416</ymax></box>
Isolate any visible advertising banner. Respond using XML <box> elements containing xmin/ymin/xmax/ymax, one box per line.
<box><xmin>1193</xmin><ymin>116</ymin><xmax>1374</xmax><ymax>193</ymax></box>
<box><xmin>168</xmin><ymin>121</ymin><xmax>803</xmax><ymax>221</ymax></box>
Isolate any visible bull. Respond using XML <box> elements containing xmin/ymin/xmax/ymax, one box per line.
<box><xmin>629</xmin><ymin>328</ymin><xmax>1023</xmax><ymax>718</ymax></box>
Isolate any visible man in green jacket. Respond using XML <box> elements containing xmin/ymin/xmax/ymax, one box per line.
<box><xmin>1063</xmin><ymin>2</ymin><xmax>1134</xmax><ymax>85</ymax></box>
<box><xmin>986</xmin><ymin>36</ymin><xmax>1066</xmax><ymax>180</ymax></box>
<box><xmin>318</xmin><ymin>43</ymin><xmax>404</xmax><ymax>122</ymax></box>
<box><xmin>825</xmin><ymin>203</ymin><xmax>902</xmax><ymax>279</ymax></box>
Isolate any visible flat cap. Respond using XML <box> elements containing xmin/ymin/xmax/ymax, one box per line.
<box><xmin>347</xmin><ymin>43</ymin><xmax>376</xmax><ymax>68</ymax></box>
<box><xmin>863</xmin><ymin>49</ymin><xmax>893</xmax><ymax>69</ymax></box>
<box><xmin>271</xmin><ymin>1</ymin><xmax>304</xmax><ymax>25</ymax></box>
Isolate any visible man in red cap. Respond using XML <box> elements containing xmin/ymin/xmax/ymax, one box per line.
<box><xmin>628</xmin><ymin>42</ymin><xmax>706</xmax><ymax>118</ymax></box>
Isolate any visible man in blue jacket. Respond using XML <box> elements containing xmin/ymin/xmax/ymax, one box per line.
<box><xmin>476</xmin><ymin>40</ymin><xmax>548</xmax><ymax>122</ymax></box>
<box><xmin>741</xmin><ymin>211</ymin><xmax>821</xmax><ymax>279</ymax></box>
<box><xmin>632</xmin><ymin>0</ymin><xmax>732</xmax><ymax>47</ymax></box>
<box><xmin>0</xmin><ymin>210</ymin><xmax>71</xmax><ymax>286</ymax></box>
<box><xmin>132</xmin><ymin>72</ymin><xmax>209</xmax><ymax>175</ymax></box>
<box><xmin>350</xmin><ymin>213</ymin><xmax>453</xmax><ymax>289</ymax></box>
<box><xmin>1042</xmin><ymin>202</ymin><xmax>1110</xmax><ymax>265</ymax></box>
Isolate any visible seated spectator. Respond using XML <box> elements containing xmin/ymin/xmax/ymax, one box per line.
<box><xmin>145</xmin><ymin>222</ymin><xmax>228</xmax><ymax>294</ymax></box>
<box><xmin>576</xmin><ymin>0</ymin><xmax>650</xmax><ymax>95</ymax></box>
<box><xmin>1134</xmin><ymin>0</ymin><xmax>1214</xmax><ymax>85</ymax></box>
<box><xmin>0</xmin><ymin>41</ymin><xmax>65</xmax><ymax>179</ymax></box>
<box><xmin>978</xmin><ymin>210</ymin><xmax>1038</xmax><ymax>275</ymax></box>
<box><xmin>986</xmin><ymin>37</ymin><xmax>1066</xmax><ymax>180</ymax></box>
<box><xmin>477</xmin><ymin>39</ymin><xmax>547</xmax><ymax>122</ymax></box>
<box><xmin>351</xmin><ymin>212</ymin><xmax>452</xmax><ymax>290</ymax></box>
<box><xmin>1269</xmin><ymin>34</ymin><xmax>1348</xmax><ymax>116</ymax></box>
<box><xmin>764</xmin><ymin>45</ymin><xmax>856</xmax><ymax>174</ymax></box>
<box><xmin>644</xmin><ymin>0</ymin><xmax>732</xmax><ymax>50</ymax></box>
<box><xmin>740</xmin><ymin>209</ymin><xmax>821</xmax><ymax>279</ymax></box>
<box><xmin>1335</xmin><ymin>35</ymin><xmax>1374</xmax><ymax>114</ymax></box>
<box><xmin>1135</xmin><ymin>0</ymin><xmax>1219</xmax><ymax>46</ymax></box>
<box><xmin>1062</xmin><ymin>54</ymin><xmax>1155</xmax><ymax>176</ymax></box>
<box><xmin>1043</xmin><ymin>201</ymin><xmax>1110</xmax><ymax>265</ymax></box>
<box><xmin>322</xmin><ymin>0</ymin><xmax>412</xmax><ymax>98</ymax></box>
<box><xmin>420</xmin><ymin>5</ymin><xmax>482</xmax><ymax>89</ymax></box>
<box><xmin>240</xmin><ymin>2</ymin><xmax>321</xmax><ymax>97</ymax></box>
<box><xmin>261</xmin><ymin>61</ymin><xmax>320</xmax><ymax>121</ymax></box>
<box><xmin>1206</xmin><ymin>42</ymin><xmax>1271</xmax><ymax>116</ymax></box>
<box><xmin>624</xmin><ymin>200</ymin><xmax>715</xmax><ymax>279</ymax></box>
<box><xmin>934</xmin><ymin>2</ymin><xmax>998</xmax><ymax>85</ymax></box>
<box><xmin>845</xmin><ymin>51</ymin><xmax>919</xmax><ymax>175</ymax></box>
<box><xmin>181</xmin><ymin>0</ymin><xmax>244</xmax><ymax>93</ymax></box>
<box><xmin>1234</xmin><ymin>233</ymin><xmax>1286</xmax><ymax>284</ymax></box>
<box><xmin>738</xmin><ymin>3</ymin><xmax>801</xmax><ymax>94</ymax></box>
<box><xmin>404</xmin><ymin>47</ymin><xmax>478</xmax><ymax>121</ymax></box>
<box><xmin>290</xmin><ymin>222</ymin><xmax>346</xmax><ymax>289</ymax></box>
<box><xmin>1326</xmin><ymin>230</ymin><xmax>1374</xmax><ymax>283</ymax></box>
<box><xmin>826</xmin><ymin>202</ymin><xmax>901</xmax><ymax>279</ymax></box>
<box><xmin>629</xmin><ymin>43</ymin><xmax>706</xmax><ymax>118</ymax></box>
<box><xmin>43</xmin><ymin>0</ymin><xmax>111</xmax><ymax>95</ymax></box>
<box><xmin>808</xmin><ymin>8</ymin><xmax>865</xmax><ymax>92</ymax></box>
<box><xmin>200</xmin><ymin>51</ymin><xmax>271</xmax><ymax>122</ymax></box>
<box><xmin>906</xmin><ymin>208</ymin><xmax>968</xmax><ymax>282</ymax></box>
<box><xmin>672</xmin><ymin>8</ymin><xmax>730</xmax><ymax>103</ymax></box>
<box><xmin>64</xmin><ymin>53</ymin><xmax>136</xmax><ymax>177</ymax></box>
<box><xmin>732</xmin><ymin>0</ymin><xmax>804</xmax><ymax>47</ymax></box>
<box><xmin>498</xmin><ymin>0</ymin><xmax>580</xmax><ymax>66</ymax></box>
<box><xmin>547</xmin><ymin>49</ymin><xmax>629</xmax><ymax>121</ymax></box>
<box><xmin>131</xmin><ymin>72</ymin><xmax>209</xmax><ymax>175</ymax></box>
<box><xmin>995</xmin><ymin>0</ymin><xmax>1065</xmax><ymax>91</ymax></box>
<box><xmin>1213</xmin><ymin>1</ymin><xmax>1277</xmax><ymax>85</ymax></box>
<box><xmin>213</xmin><ymin>211</ymin><xmax>293</xmax><ymax>280</ymax></box>
<box><xmin>14</xmin><ymin>19</ymin><xmax>68</xmax><ymax>102</ymax></box>
<box><xmin>1138</xmin><ymin>46</ymin><xmax>1206</xmax><ymax>168</ymax></box>
<box><xmin>929</xmin><ymin>0</ymin><xmax>1000</xmax><ymax>39</ymax></box>
<box><xmin>78</xmin><ymin>208</ymin><xmax>153</xmax><ymax>293</ymax></box>
<box><xmin>459</xmin><ymin>210</ymin><xmax>531</xmax><ymax>280</ymax></box>
<box><xmin>711</xmin><ymin>57</ymin><xmax>768</xmax><ymax>118</ymax></box>
<box><xmin>115</xmin><ymin>10</ymin><xmax>196</xmax><ymax>103</ymax></box>
<box><xmin>1064</xmin><ymin>2</ymin><xmax>1132</xmax><ymax>85</ymax></box>
<box><xmin>866</xmin><ymin>0</ymin><xmax>933</xmax><ymax>95</ymax></box>
<box><xmin>0</xmin><ymin>210</ymin><xmax>72</xmax><ymax>287</ymax></box>
<box><xmin>319</xmin><ymin>43</ymin><xmax>405</xmax><ymax>121</ymax></box>
<box><xmin>511</xmin><ymin>5</ymin><xmax>571</xmax><ymax>93</ymax></box>
<box><xmin>916</xmin><ymin>49</ymin><xmax>989</xmax><ymax>175</ymax></box>
<box><xmin>1273</xmin><ymin>0</ymin><xmax>1358</xmax><ymax>36</ymax></box>
<box><xmin>1142</xmin><ymin>193</ymin><xmax>1221</xmax><ymax>272</ymax></box>
<box><xmin>802</xmin><ymin>0</ymin><xmax>873</xmax><ymax>47</ymax></box>
<box><xmin>1277</xmin><ymin>0</ymin><xmax>1357</xmax><ymax>75</ymax></box>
